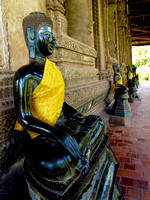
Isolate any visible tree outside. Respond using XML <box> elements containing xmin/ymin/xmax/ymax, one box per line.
<box><xmin>132</xmin><ymin>46</ymin><xmax>150</xmax><ymax>81</ymax></box>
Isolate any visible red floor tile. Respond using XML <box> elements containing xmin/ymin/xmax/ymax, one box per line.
<box><xmin>105</xmin><ymin>82</ymin><xmax>150</xmax><ymax>199</ymax></box>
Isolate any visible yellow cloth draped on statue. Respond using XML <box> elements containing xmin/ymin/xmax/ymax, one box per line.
<box><xmin>112</xmin><ymin>73</ymin><xmax>123</xmax><ymax>93</ymax></box>
<box><xmin>125</xmin><ymin>72</ymin><xmax>133</xmax><ymax>83</ymax></box>
<box><xmin>14</xmin><ymin>58</ymin><xmax>65</xmax><ymax>139</ymax></box>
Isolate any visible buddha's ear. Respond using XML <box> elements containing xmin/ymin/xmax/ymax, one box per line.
<box><xmin>27</xmin><ymin>27</ymin><xmax>35</xmax><ymax>59</ymax></box>
<box><xmin>27</xmin><ymin>27</ymin><xmax>35</xmax><ymax>44</ymax></box>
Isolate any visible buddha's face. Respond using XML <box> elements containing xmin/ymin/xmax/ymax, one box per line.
<box><xmin>37</xmin><ymin>24</ymin><xmax>56</xmax><ymax>56</ymax></box>
<box><xmin>116</xmin><ymin>64</ymin><xmax>120</xmax><ymax>72</ymax></box>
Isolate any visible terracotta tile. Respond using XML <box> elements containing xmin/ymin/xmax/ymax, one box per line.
<box><xmin>124</xmin><ymin>163</ymin><xmax>135</xmax><ymax>171</ymax></box>
<box><xmin>115</xmin><ymin>151</ymin><xmax>126</xmax><ymax>157</ymax></box>
<box><xmin>120</xmin><ymin>185</ymin><xmax>126</xmax><ymax>196</ymax></box>
<box><xmin>108</xmin><ymin>139</ymin><xmax>115</xmax><ymax>143</ymax></box>
<box><xmin>117</xmin><ymin>169</ymin><xmax>129</xmax><ymax>177</ymax></box>
<box><xmin>138</xmin><ymin>138</ymin><xmax>146</xmax><ymax>142</ymax></box>
<box><xmin>119</xmin><ymin>157</ymin><xmax>130</xmax><ymax>163</ymax></box>
<box><xmin>118</xmin><ymin>143</ymin><xmax>127</xmax><ymax>147</ymax></box>
<box><xmin>126</xmin><ymin>187</ymin><xmax>141</xmax><ymax>200</ymax></box>
<box><xmin>143</xmin><ymin>160</ymin><xmax>150</xmax><ymax>166</ymax></box>
<box><xmin>126</xmin><ymin>152</ymin><xmax>137</xmax><ymax>158</ymax></box>
<box><xmin>110</xmin><ymin>142</ymin><xmax>117</xmax><ymax>146</ymax></box>
<box><xmin>122</xmin><ymin>134</ymin><xmax>129</xmax><ymax>137</ymax></box>
<box><xmin>116</xmin><ymin>176</ymin><xmax>121</xmax><ymax>184</ymax></box>
<box><xmin>137</xmin><ymin>154</ymin><xmax>148</xmax><ymax>160</ymax></box>
<box><xmin>124</xmin><ymin>140</ymin><xmax>133</xmax><ymax>144</ymax></box>
<box><xmin>143</xmin><ymin>190</ymin><xmax>150</xmax><ymax>200</ymax></box>
<box><xmin>120</xmin><ymin>177</ymin><xmax>134</xmax><ymax>187</ymax></box>
<box><xmin>112</xmin><ymin>146</ymin><xmax>121</xmax><ymax>151</ymax></box>
<box><xmin>128</xmin><ymin>171</ymin><xmax>141</xmax><ymax>179</ymax></box>
<box><xmin>115</xmin><ymin>130</ymin><xmax>123</xmax><ymax>133</ymax></box>
<box><xmin>111</xmin><ymin>135</ymin><xmax>120</xmax><ymax>139</ymax></box>
<box><xmin>142</xmin><ymin>172</ymin><xmax>150</xmax><ymax>180</ymax></box>
<box><xmin>134</xmin><ymin>179</ymin><xmax>149</xmax><ymax>190</ymax></box>
<box><xmin>119</xmin><ymin>162</ymin><xmax>124</xmax><ymax>168</ymax></box>
<box><xmin>116</xmin><ymin>139</ymin><xmax>123</xmax><ymax>143</ymax></box>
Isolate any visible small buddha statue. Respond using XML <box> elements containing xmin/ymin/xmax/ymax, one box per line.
<box><xmin>111</xmin><ymin>63</ymin><xmax>131</xmax><ymax>116</ymax></box>
<box><xmin>112</xmin><ymin>63</ymin><xmax>128</xmax><ymax>97</ymax></box>
<box><xmin>13</xmin><ymin>12</ymin><xmax>104</xmax><ymax>186</ymax></box>
<box><xmin>127</xmin><ymin>66</ymin><xmax>141</xmax><ymax>100</ymax></box>
<box><xmin>126</xmin><ymin>65</ymin><xmax>135</xmax><ymax>102</ymax></box>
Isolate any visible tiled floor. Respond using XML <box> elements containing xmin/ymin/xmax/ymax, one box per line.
<box><xmin>106</xmin><ymin>81</ymin><xmax>150</xmax><ymax>200</ymax></box>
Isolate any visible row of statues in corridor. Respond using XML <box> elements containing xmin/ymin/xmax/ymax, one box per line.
<box><xmin>111</xmin><ymin>62</ymin><xmax>141</xmax><ymax>118</ymax></box>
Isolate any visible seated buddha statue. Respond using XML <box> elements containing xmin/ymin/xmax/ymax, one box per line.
<box><xmin>112</xmin><ymin>63</ymin><xmax>128</xmax><ymax>97</ymax></box>
<box><xmin>127</xmin><ymin>66</ymin><xmax>140</xmax><ymax>100</ymax></box>
<box><xmin>13</xmin><ymin>12</ymin><xmax>104</xmax><ymax>184</ymax></box>
<box><xmin>111</xmin><ymin>63</ymin><xmax>131</xmax><ymax>116</ymax></box>
<box><xmin>126</xmin><ymin>65</ymin><xmax>136</xmax><ymax>102</ymax></box>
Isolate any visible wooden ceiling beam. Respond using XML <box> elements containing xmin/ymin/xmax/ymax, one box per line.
<box><xmin>126</xmin><ymin>0</ymin><xmax>150</xmax><ymax>5</ymax></box>
<box><xmin>131</xmin><ymin>25</ymin><xmax>150</xmax><ymax>29</ymax></box>
<box><xmin>132</xmin><ymin>37</ymin><xmax>150</xmax><ymax>41</ymax></box>
<box><xmin>128</xmin><ymin>13</ymin><xmax>150</xmax><ymax>18</ymax></box>
<box><xmin>131</xmin><ymin>28</ymin><xmax>150</xmax><ymax>34</ymax></box>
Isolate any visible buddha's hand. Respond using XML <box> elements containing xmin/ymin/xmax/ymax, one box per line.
<box><xmin>77</xmin><ymin>146</ymin><xmax>91</xmax><ymax>174</ymax></box>
<box><xmin>122</xmin><ymin>85</ymin><xmax>129</xmax><ymax>93</ymax></box>
<box><xmin>77</xmin><ymin>156</ymin><xmax>89</xmax><ymax>175</ymax></box>
<box><xmin>63</xmin><ymin>135</ymin><xmax>83</xmax><ymax>159</ymax></box>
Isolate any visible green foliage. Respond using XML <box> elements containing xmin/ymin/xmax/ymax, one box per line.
<box><xmin>132</xmin><ymin>46</ymin><xmax>150</xmax><ymax>67</ymax></box>
<box><xmin>137</xmin><ymin>64</ymin><xmax>150</xmax><ymax>81</ymax></box>
<box><xmin>132</xmin><ymin>46</ymin><xmax>150</xmax><ymax>81</ymax></box>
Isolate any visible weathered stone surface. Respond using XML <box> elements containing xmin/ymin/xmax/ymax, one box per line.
<box><xmin>5</xmin><ymin>0</ymin><xmax>47</xmax><ymax>70</ymax></box>
<box><xmin>109</xmin><ymin>115</ymin><xmax>132</xmax><ymax>126</ymax></box>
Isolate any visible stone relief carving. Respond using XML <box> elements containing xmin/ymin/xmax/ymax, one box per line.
<box><xmin>65</xmin><ymin>81</ymin><xmax>109</xmax><ymax>105</ymax></box>
<box><xmin>56</xmin><ymin>35</ymin><xmax>97</xmax><ymax>57</ymax></box>
<box><xmin>47</xmin><ymin>0</ymin><xmax>65</xmax><ymax>14</ymax></box>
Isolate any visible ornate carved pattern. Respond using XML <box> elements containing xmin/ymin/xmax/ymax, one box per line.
<box><xmin>47</xmin><ymin>0</ymin><xmax>65</xmax><ymax>14</ymax></box>
<box><xmin>65</xmin><ymin>80</ymin><xmax>109</xmax><ymax>105</ymax></box>
<box><xmin>56</xmin><ymin>35</ymin><xmax>97</xmax><ymax>57</ymax></box>
<box><xmin>0</xmin><ymin>0</ymin><xmax>9</xmax><ymax>68</ymax></box>
<box><xmin>92</xmin><ymin>0</ymin><xmax>101</xmax><ymax>69</ymax></box>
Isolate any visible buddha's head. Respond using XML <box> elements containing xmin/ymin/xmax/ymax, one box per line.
<box><xmin>127</xmin><ymin>65</ymin><xmax>132</xmax><ymax>72</ymax></box>
<box><xmin>23</xmin><ymin>12</ymin><xmax>56</xmax><ymax>60</ymax></box>
<box><xmin>113</xmin><ymin>63</ymin><xmax>120</xmax><ymax>74</ymax></box>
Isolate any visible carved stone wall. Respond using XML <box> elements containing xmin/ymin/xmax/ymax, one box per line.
<box><xmin>5</xmin><ymin>0</ymin><xmax>47</xmax><ymax>70</ymax></box>
<box><xmin>102</xmin><ymin>0</ymin><xmax>132</xmax><ymax>83</ymax></box>
<box><xmin>0</xmin><ymin>0</ymin><xmax>9</xmax><ymax>68</ymax></box>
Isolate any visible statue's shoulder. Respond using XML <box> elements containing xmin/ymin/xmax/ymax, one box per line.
<box><xmin>14</xmin><ymin>62</ymin><xmax>44</xmax><ymax>80</ymax></box>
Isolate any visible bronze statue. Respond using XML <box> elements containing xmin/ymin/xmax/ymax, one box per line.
<box><xmin>126</xmin><ymin>65</ymin><xmax>140</xmax><ymax>101</ymax></box>
<box><xmin>112</xmin><ymin>63</ymin><xmax>128</xmax><ymax>95</ymax></box>
<box><xmin>13</xmin><ymin>12</ymin><xmax>124</xmax><ymax>199</ymax></box>
<box><xmin>111</xmin><ymin>63</ymin><xmax>131</xmax><ymax>116</ymax></box>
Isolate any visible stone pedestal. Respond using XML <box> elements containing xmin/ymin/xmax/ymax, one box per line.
<box><xmin>109</xmin><ymin>115</ymin><xmax>132</xmax><ymax>126</ymax></box>
<box><xmin>112</xmin><ymin>92</ymin><xmax>131</xmax><ymax>117</ymax></box>
<box><xmin>109</xmin><ymin>92</ymin><xmax>132</xmax><ymax>126</ymax></box>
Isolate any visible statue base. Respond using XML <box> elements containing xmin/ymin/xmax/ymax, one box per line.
<box><xmin>109</xmin><ymin>115</ymin><xmax>132</xmax><ymax>126</ymax></box>
<box><xmin>111</xmin><ymin>92</ymin><xmax>132</xmax><ymax>117</ymax></box>
<box><xmin>24</xmin><ymin>134</ymin><xmax>124</xmax><ymax>200</ymax></box>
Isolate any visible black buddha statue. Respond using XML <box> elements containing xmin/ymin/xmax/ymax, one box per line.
<box><xmin>127</xmin><ymin>65</ymin><xmax>140</xmax><ymax>101</ymax></box>
<box><xmin>13</xmin><ymin>12</ymin><xmax>124</xmax><ymax>199</ymax></box>
<box><xmin>111</xmin><ymin>63</ymin><xmax>131</xmax><ymax>117</ymax></box>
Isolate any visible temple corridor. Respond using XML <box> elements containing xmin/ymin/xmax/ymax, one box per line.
<box><xmin>106</xmin><ymin>81</ymin><xmax>150</xmax><ymax>200</ymax></box>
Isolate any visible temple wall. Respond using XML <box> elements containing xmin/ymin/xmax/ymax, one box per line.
<box><xmin>0</xmin><ymin>0</ymin><xmax>132</xmax><ymax>184</ymax></box>
<box><xmin>5</xmin><ymin>0</ymin><xmax>47</xmax><ymax>70</ymax></box>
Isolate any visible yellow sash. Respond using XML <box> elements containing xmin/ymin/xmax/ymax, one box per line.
<box><xmin>112</xmin><ymin>73</ymin><xmax>123</xmax><ymax>93</ymax></box>
<box><xmin>14</xmin><ymin>58</ymin><xmax>65</xmax><ymax>139</ymax></box>
<box><xmin>126</xmin><ymin>72</ymin><xmax>133</xmax><ymax>82</ymax></box>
